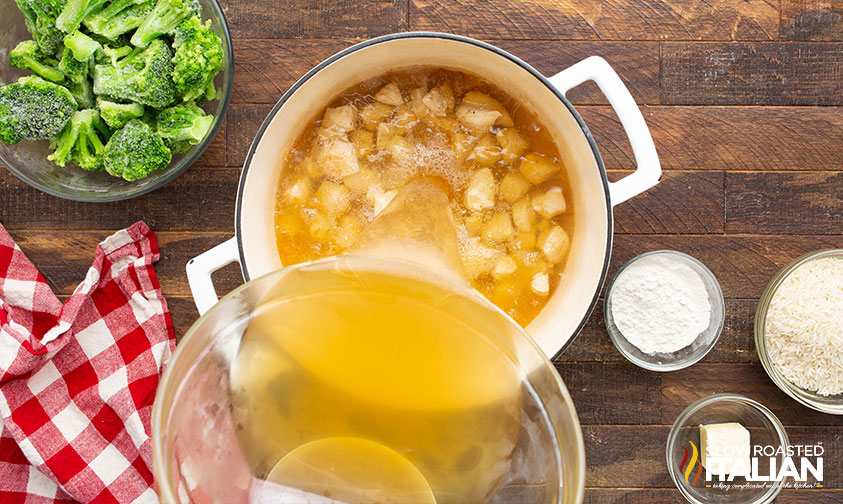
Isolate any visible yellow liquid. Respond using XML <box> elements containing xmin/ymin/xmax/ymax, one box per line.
<box><xmin>229</xmin><ymin>264</ymin><xmax>524</xmax><ymax>503</ymax></box>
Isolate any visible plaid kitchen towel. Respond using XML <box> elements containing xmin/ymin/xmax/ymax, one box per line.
<box><xmin>0</xmin><ymin>222</ymin><xmax>175</xmax><ymax>504</ymax></box>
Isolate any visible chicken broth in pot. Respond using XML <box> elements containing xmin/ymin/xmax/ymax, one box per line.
<box><xmin>274</xmin><ymin>67</ymin><xmax>574</xmax><ymax>325</ymax></box>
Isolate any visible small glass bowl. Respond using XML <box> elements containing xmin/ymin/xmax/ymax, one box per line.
<box><xmin>755</xmin><ymin>249</ymin><xmax>843</xmax><ymax>415</ymax></box>
<box><xmin>604</xmin><ymin>250</ymin><xmax>725</xmax><ymax>371</ymax></box>
<box><xmin>0</xmin><ymin>0</ymin><xmax>233</xmax><ymax>201</ymax></box>
<box><xmin>666</xmin><ymin>394</ymin><xmax>789</xmax><ymax>504</ymax></box>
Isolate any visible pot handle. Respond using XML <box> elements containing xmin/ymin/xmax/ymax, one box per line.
<box><xmin>548</xmin><ymin>56</ymin><xmax>661</xmax><ymax>206</ymax></box>
<box><xmin>185</xmin><ymin>237</ymin><xmax>241</xmax><ymax>315</ymax></box>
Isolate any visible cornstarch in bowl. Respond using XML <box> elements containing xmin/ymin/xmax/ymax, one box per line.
<box><xmin>604</xmin><ymin>250</ymin><xmax>725</xmax><ymax>371</ymax></box>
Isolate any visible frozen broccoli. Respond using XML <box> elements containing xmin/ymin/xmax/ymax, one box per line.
<box><xmin>64</xmin><ymin>30</ymin><xmax>102</xmax><ymax>61</ymax></box>
<box><xmin>9</xmin><ymin>40</ymin><xmax>65</xmax><ymax>84</ymax></box>
<box><xmin>47</xmin><ymin>109</ymin><xmax>110</xmax><ymax>169</ymax></box>
<box><xmin>103</xmin><ymin>119</ymin><xmax>171</xmax><ymax>180</ymax></box>
<box><xmin>56</xmin><ymin>0</ymin><xmax>108</xmax><ymax>33</ymax></box>
<box><xmin>130</xmin><ymin>0</ymin><xmax>199</xmax><ymax>47</ymax></box>
<box><xmin>0</xmin><ymin>75</ymin><xmax>77</xmax><ymax>144</ymax></box>
<box><xmin>99</xmin><ymin>45</ymin><xmax>133</xmax><ymax>65</ymax></box>
<box><xmin>84</xmin><ymin>0</ymin><xmax>154</xmax><ymax>40</ymax></box>
<box><xmin>171</xmin><ymin>16</ymin><xmax>222</xmax><ymax>102</ymax></box>
<box><xmin>14</xmin><ymin>0</ymin><xmax>66</xmax><ymax>54</ymax></box>
<box><xmin>156</xmin><ymin>102</ymin><xmax>212</xmax><ymax>148</ymax></box>
<box><xmin>58</xmin><ymin>47</ymin><xmax>94</xmax><ymax>108</ymax></box>
<box><xmin>92</xmin><ymin>39</ymin><xmax>175</xmax><ymax>108</ymax></box>
<box><xmin>97</xmin><ymin>98</ymin><xmax>144</xmax><ymax>128</ymax></box>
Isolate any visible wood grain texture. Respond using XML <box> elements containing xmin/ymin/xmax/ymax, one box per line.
<box><xmin>230</xmin><ymin>40</ymin><xmax>660</xmax><ymax>106</ymax></box>
<box><xmin>584</xmin><ymin>489</ymin><xmax>843</xmax><ymax>503</ymax></box>
<box><xmin>661</xmin><ymin>42</ymin><xmax>843</xmax><ymax>105</ymax></box>
<box><xmin>409</xmin><ymin>0</ymin><xmax>778</xmax><ymax>41</ymax></box>
<box><xmin>726</xmin><ymin>171</ymin><xmax>843</xmax><ymax>234</ymax></box>
<box><xmin>578</xmin><ymin>106</ymin><xmax>843</xmax><ymax>172</ymax></box>
<box><xmin>782</xmin><ymin>0</ymin><xmax>843</xmax><ymax>40</ymax></box>
<box><xmin>222</xmin><ymin>0</ymin><xmax>407</xmax><ymax>39</ymax></box>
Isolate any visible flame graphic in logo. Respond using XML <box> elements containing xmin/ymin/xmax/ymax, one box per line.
<box><xmin>678</xmin><ymin>441</ymin><xmax>704</xmax><ymax>486</ymax></box>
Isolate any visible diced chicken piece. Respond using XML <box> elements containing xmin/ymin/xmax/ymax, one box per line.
<box><xmin>461</xmin><ymin>91</ymin><xmax>514</xmax><ymax>127</ymax></box>
<box><xmin>514</xmin><ymin>231</ymin><xmax>536</xmax><ymax>251</ymax></box>
<box><xmin>322</xmin><ymin>105</ymin><xmax>357</xmax><ymax>133</ymax></box>
<box><xmin>512</xmin><ymin>249</ymin><xmax>548</xmax><ymax>271</ymax></box>
<box><xmin>455</xmin><ymin>104</ymin><xmax>501</xmax><ymax>134</ymax></box>
<box><xmin>532</xmin><ymin>187</ymin><xmax>567</xmax><ymax>218</ymax></box>
<box><xmin>360</xmin><ymin>102</ymin><xmax>394</xmax><ymax>131</ymax></box>
<box><xmin>511</xmin><ymin>197</ymin><xmax>536</xmax><ymax>232</ymax></box>
<box><xmin>481</xmin><ymin>212</ymin><xmax>514</xmax><ymax>244</ymax></box>
<box><xmin>469</xmin><ymin>134</ymin><xmax>502</xmax><ymax>167</ymax></box>
<box><xmin>539</xmin><ymin>225</ymin><xmax>570</xmax><ymax>263</ymax></box>
<box><xmin>286</xmin><ymin>177</ymin><xmax>312</xmax><ymax>205</ymax></box>
<box><xmin>385</xmin><ymin>135</ymin><xmax>413</xmax><ymax>165</ymax></box>
<box><xmin>336</xmin><ymin>213</ymin><xmax>365</xmax><ymax>249</ymax></box>
<box><xmin>374</xmin><ymin>83</ymin><xmax>404</xmax><ymax>106</ymax></box>
<box><xmin>390</xmin><ymin>105</ymin><xmax>419</xmax><ymax>134</ymax></box>
<box><xmin>343</xmin><ymin>167</ymin><xmax>380</xmax><ymax>195</ymax></box>
<box><xmin>431</xmin><ymin>116</ymin><xmax>460</xmax><ymax>134</ymax></box>
<box><xmin>314</xmin><ymin>181</ymin><xmax>351</xmax><ymax>216</ymax></box>
<box><xmin>460</xmin><ymin>238</ymin><xmax>504</xmax><ymax>279</ymax></box>
<box><xmin>317</xmin><ymin>138</ymin><xmax>359</xmax><ymax>180</ymax></box>
<box><xmin>492</xmin><ymin>255</ymin><xmax>517</xmax><ymax>279</ymax></box>
<box><xmin>464</xmin><ymin>168</ymin><xmax>496</xmax><ymax>212</ymax></box>
<box><xmin>496</xmin><ymin>128</ymin><xmax>528</xmax><ymax>163</ymax></box>
<box><xmin>451</xmin><ymin>131</ymin><xmax>478</xmax><ymax>159</ymax></box>
<box><xmin>519</xmin><ymin>152</ymin><xmax>561</xmax><ymax>185</ymax></box>
<box><xmin>531</xmin><ymin>271</ymin><xmax>550</xmax><ymax>296</ymax></box>
<box><xmin>316</xmin><ymin>125</ymin><xmax>346</xmax><ymax>144</ymax></box>
<box><xmin>366</xmin><ymin>185</ymin><xmax>398</xmax><ymax>216</ymax></box>
<box><xmin>306</xmin><ymin>213</ymin><xmax>333</xmax><ymax>242</ymax></box>
<box><xmin>421</xmin><ymin>83</ymin><xmax>455</xmax><ymax>117</ymax></box>
<box><xmin>498</xmin><ymin>172</ymin><xmax>530</xmax><ymax>203</ymax></box>
<box><xmin>463</xmin><ymin>213</ymin><xmax>484</xmax><ymax>235</ymax></box>
<box><xmin>299</xmin><ymin>156</ymin><xmax>320</xmax><ymax>178</ymax></box>
<box><xmin>376</xmin><ymin>122</ymin><xmax>396</xmax><ymax>149</ymax></box>
<box><xmin>350</xmin><ymin>129</ymin><xmax>374</xmax><ymax>158</ymax></box>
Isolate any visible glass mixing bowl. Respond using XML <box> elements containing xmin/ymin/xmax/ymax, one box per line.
<box><xmin>0</xmin><ymin>0</ymin><xmax>233</xmax><ymax>201</ymax></box>
<box><xmin>755</xmin><ymin>249</ymin><xmax>843</xmax><ymax>415</ymax></box>
<box><xmin>152</xmin><ymin>255</ymin><xmax>586</xmax><ymax>503</ymax></box>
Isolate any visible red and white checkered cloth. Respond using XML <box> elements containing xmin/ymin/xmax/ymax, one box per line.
<box><xmin>0</xmin><ymin>221</ymin><xmax>174</xmax><ymax>504</ymax></box>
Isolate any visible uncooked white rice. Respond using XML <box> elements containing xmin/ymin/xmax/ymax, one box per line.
<box><xmin>765</xmin><ymin>256</ymin><xmax>843</xmax><ymax>396</ymax></box>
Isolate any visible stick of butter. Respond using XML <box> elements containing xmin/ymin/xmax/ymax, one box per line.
<box><xmin>700</xmin><ymin>422</ymin><xmax>751</xmax><ymax>476</ymax></box>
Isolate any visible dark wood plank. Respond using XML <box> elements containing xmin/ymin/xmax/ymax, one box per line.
<box><xmin>557</xmin><ymin>299</ymin><xmax>758</xmax><ymax>364</ymax></box>
<box><xmin>612</xmin><ymin>171</ymin><xmax>724</xmax><ymax>234</ymax></box>
<box><xmin>610</xmin><ymin>234</ymin><xmax>843</xmax><ymax>299</ymax></box>
<box><xmin>0</xmin><ymin>168</ymin><xmax>239</xmax><ymax>232</ymax></box>
<box><xmin>222</xmin><ymin>0</ymin><xmax>408</xmax><ymax>39</ymax></box>
<box><xmin>583</xmin><ymin>488</ymin><xmax>843</xmax><ymax>502</ymax></box>
<box><xmin>230</xmin><ymin>40</ymin><xmax>660</xmax><ymax>106</ymax></box>
<box><xmin>781</xmin><ymin>0</ymin><xmax>843</xmax><ymax>41</ymax></box>
<box><xmin>661</xmin><ymin>42</ymin><xmax>843</xmax><ymax>106</ymax></box>
<box><xmin>227</xmin><ymin>103</ymin><xmax>272</xmax><ymax>167</ymax></box>
<box><xmin>197</xmin><ymin>115</ymin><xmax>227</xmax><ymax>167</ymax></box>
<box><xmin>726</xmin><ymin>171</ymin><xmax>843</xmax><ymax>234</ymax></box>
<box><xmin>578</xmin><ymin>106</ymin><xmax>843</xmax><ymax>172</ymax></box>
<box><xmin>409</xmin><ymin>0</ymin><xmax>778</xmax><ymax>41</ymax></box>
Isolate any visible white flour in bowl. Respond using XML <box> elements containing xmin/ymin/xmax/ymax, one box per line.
<box><xmin>610</xmin><ymin>255</ymin><xmax>712</xmax><ymax>354</ymax></box>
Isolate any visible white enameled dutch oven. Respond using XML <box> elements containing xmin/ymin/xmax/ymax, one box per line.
<box><xmin>186</xmin><ymin>32</ymin><xmax>661</xmax><ymax>360</ymax></box>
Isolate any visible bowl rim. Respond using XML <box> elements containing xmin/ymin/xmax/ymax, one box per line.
<box><xmin>665</xmin><ymin>393</ymin><xmax>790</xmax><ymax>504</ymax></box>
<box><xmin>603</xmin><ymin>249</ymin><xmax>726</xmax><ymax>372</ymax></box>
<box><xmin>0</xmin><ymin>0</ymin><xmax>234</xmax><ymax>202</ymax></box>
<box><xmin>754</xmin><ymin>248</ymin><xmax>843</xmax><ymax>415</ymax></box>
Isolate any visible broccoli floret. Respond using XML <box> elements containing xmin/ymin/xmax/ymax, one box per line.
<box><xmin>156</xmin><ymin>102</ymin><xmax>212</xmax><ymax>148</ymax></box>
<box><xmin>97</xmin><ymin>45</ymin><xmax>133</xmax><ymax>65</ymax></box>
<box><xmin>130</xmin><ymin>0</ymin><xmax>199</xmax><ymax>47</ymax></box>
<box><xmin>0</xmin><ymin>75</ymin><xmax>77</xmax><ymax>144</ymax></box>
<box><xmin>64</xmin><ymin>30</ymin><xmax>102</xmax><ymax>61</ymax></box>
<box><xmin>9</xmin><ymin>40</ymin><xmax>65</xmax><ymax>84</ymax></box>
<box><xmin>14</xmin><ymin>0</ymin><xmax>66</xmax><ymax>54</ymax></box>
<box><xmin>103</xmin><ymin>119</ymin><xmax>171</xmax><ymax>180</ymax></box>
<box><xmin>84</xmin><ymin>0</ymin><xmax>154</xmax><ymax>40</ymax></box>
<box><xmin>92</xmin><ymin>39</ymin><xmax>175</xmax><ymax>108</ymax></box>
<box><xmin>47</xmin><ymin>109</ymin><xmax>110</xmax><ymax>169</ymax></box>
<box><xmin>97</xmin><ymin>98</ymin><xmax>144</xmax><ymax>128</ymax></box>
<box><xmin>58</xmin><ymin>47</ymin><xmax>94</xmax><ymax>108</ymax></box>
<box><xmin>171</xmin><ymin>16</ymin><xmax>222</xmax><ymax>103</ymax></box>
<box><xmin>56</xmin><ymin>0</ymin><xmax>108</xmax><ymax>33</ymax></box>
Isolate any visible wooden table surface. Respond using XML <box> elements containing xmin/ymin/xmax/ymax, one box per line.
<box><xmin>3</xmin><ymin>0</ymin><xmax>843</xmax><ymax>502</ymax></box>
